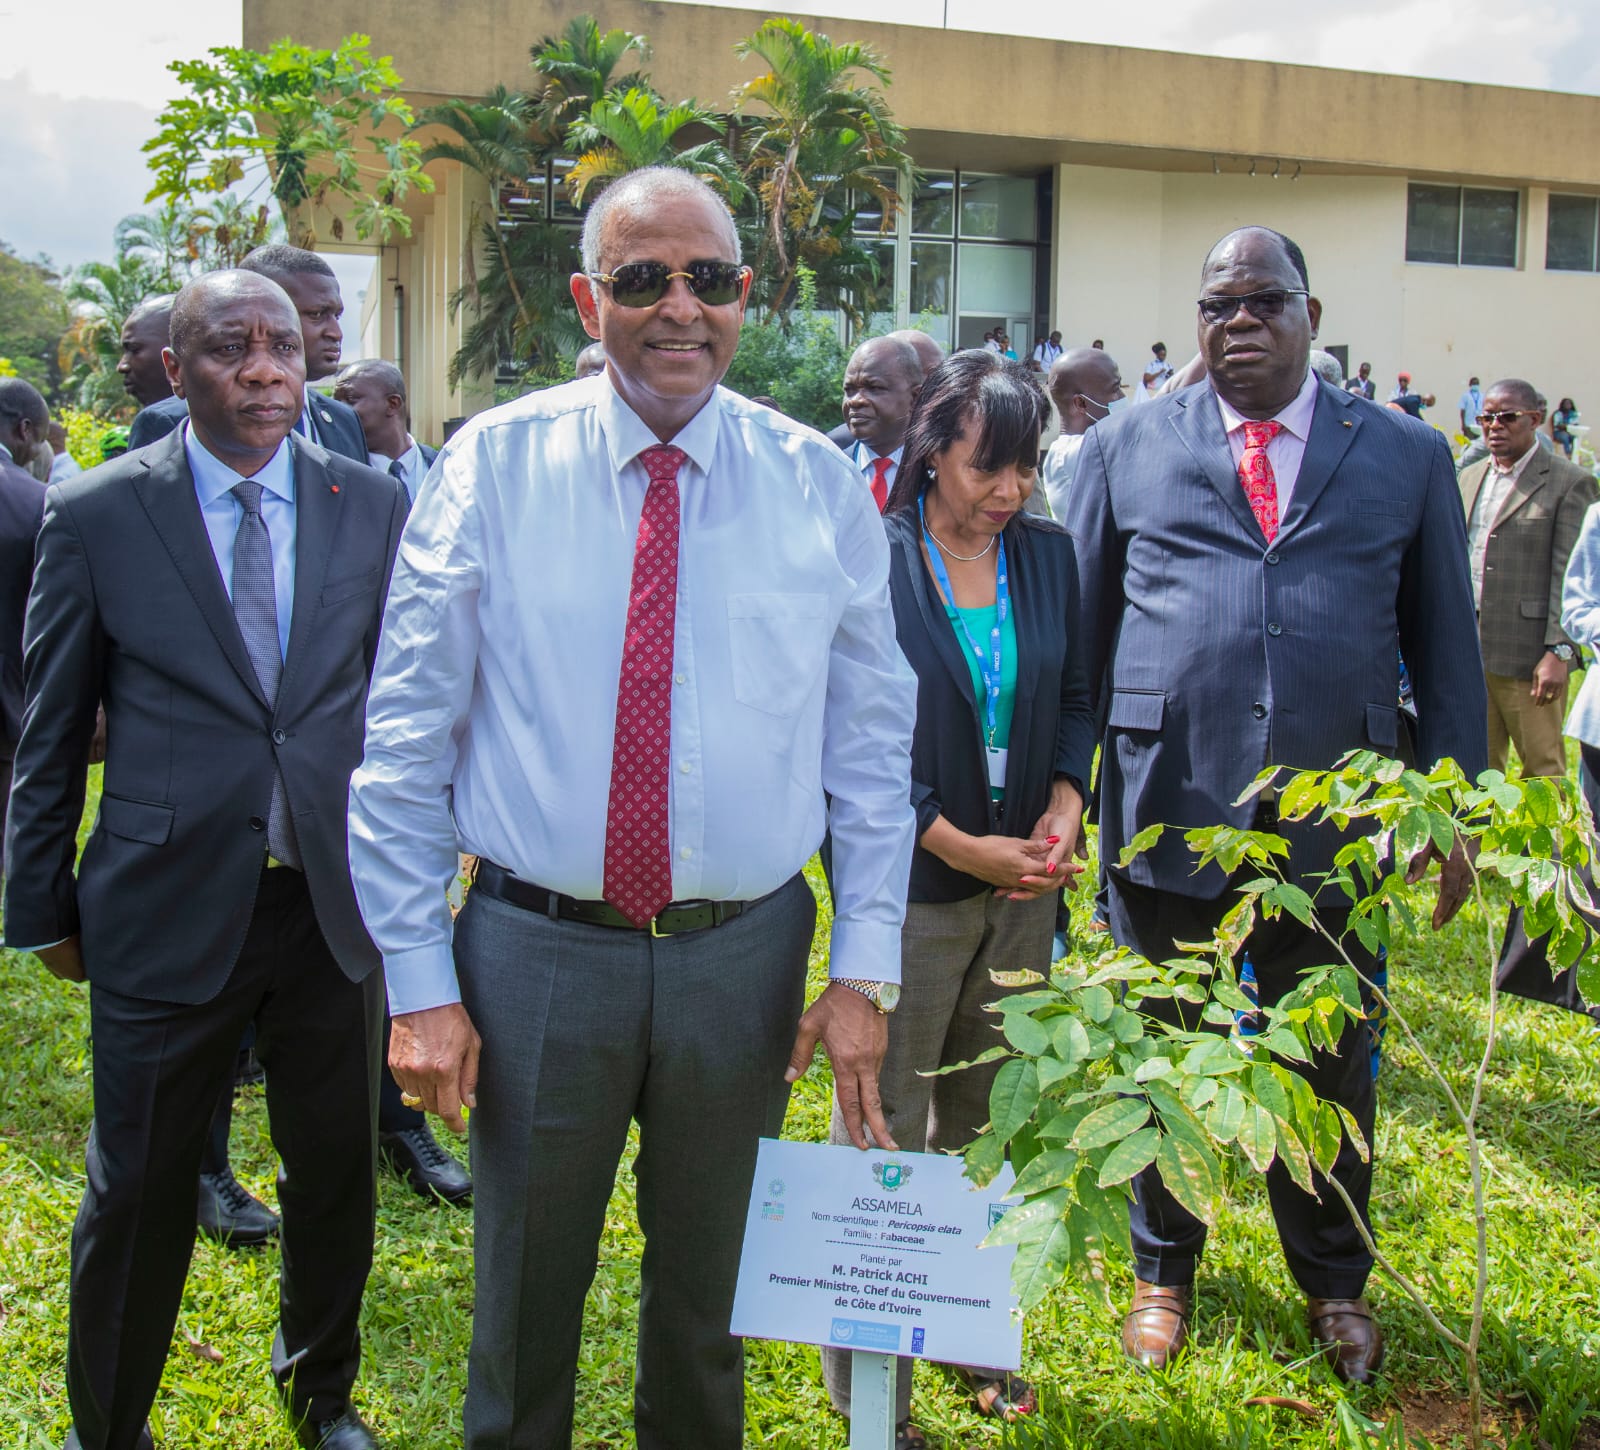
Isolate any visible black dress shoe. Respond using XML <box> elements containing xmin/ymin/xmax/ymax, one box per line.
<box><xmin>197</xmin><ymin>1165</ymin><xmax>279</xmax><ymax>1247</ymax></box>
<box><xmin>294</xmin><ymin>1408</ymin><xmax>381</xmax><ymax>1449</ymax></box>
<box><xmin>380</xmin><ymin>1125</ymin><xmax>472</xmax><ymax>1204</ymax></box>
<box><xmin>65</xmin><ymin>1424</ymin><xmax>154</xmax><ymax>1449</ymax></box>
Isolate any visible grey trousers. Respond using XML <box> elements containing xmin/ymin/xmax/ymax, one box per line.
<box><xmin>822</xmin><ymin>889</ymin><xmax>1054</xmax><ymax>1425</ymax></box>
<box><xmin>456</xmin><ymin>873</ymin><xmax>816</xmax><ymax>1450</ymax></box>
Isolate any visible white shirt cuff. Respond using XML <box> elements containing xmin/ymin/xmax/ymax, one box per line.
<box><xmin>383</xmin><ymin>944</ymin><xmax>462</xmax><ymax>1015</ymax></box>
<box><xmin>10</xmin><ymin>936</ymin><xmax>71</xmax><ymax>954</ymax></box>
<box><xmin>827</xmin><ymin>916</ymin><xmax>902</xmax><ymax>986</ymax></box>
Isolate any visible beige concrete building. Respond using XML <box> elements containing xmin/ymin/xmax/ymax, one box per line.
<box><xmin>248</xmin><ymin>0</ymin><xmax>1600</xmax><ymax>447</ymax></box>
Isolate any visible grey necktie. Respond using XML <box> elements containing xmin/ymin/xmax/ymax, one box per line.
<box><xmin>388</xmin><ymin>457</ymin><xmax>411</xmax><ymax>503</ymax></box>
<box><xmin>230</xmin><ymin>479</ymin><xmax>300</xmax><ymax>869</ymax></box>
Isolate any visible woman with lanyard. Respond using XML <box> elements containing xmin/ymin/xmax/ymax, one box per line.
<box><xmin>820</xmin><ymin>351</ymin><xmax>1097</xmax><ymax>1448</ymax></box>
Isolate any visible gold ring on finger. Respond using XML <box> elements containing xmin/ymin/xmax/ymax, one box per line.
<box><xmin>400</xmin><ymin>1091</ymin><xmax>424</xmax><ymax>1109</ymax></box>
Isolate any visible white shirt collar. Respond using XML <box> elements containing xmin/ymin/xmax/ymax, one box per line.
<box><xmin>0</xmin><ymin>440</ymin><xmax>12</xmax><ymax>465</ymax></box>
<box><xmin>852</xmin><ymin>440</ymin><xmax>904</xmax><ymax>469</ymax></box>
<box><xmin>594</xmin><ymin>374</ymin><xmax>720</xmax><ymax>478</ymax></box>
<box><xmin>1493</xmin><ymin>441</ymin><xmax>1541</xmax><ymax>480</ymax></box>
<box><xmin>1215</xmin><ymin>366</ymin><xmax>1319</xmax><ymax>442</ymax></box>
<box><xmin>183</xmin><ymin>421</ymin><xmax>295</xmax><ymax>506</ymax></box>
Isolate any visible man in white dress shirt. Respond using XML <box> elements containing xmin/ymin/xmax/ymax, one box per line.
<box><xmin>839</xmin><ymin>333</ymin><xmax>922</xmax><ymax>512</ymax></box>
<box><xmin>333</xmin><ymin>360</ymin><xmax>437</xmax><ymax>503</ymax></box>
<box><xmin>1041</xmin><ymin>347</ymin><xmax>1123</xmax><ymax>520</ymax></box>
<box><xmin>348</xmin><ymin>167</ymin><xmax>917</xmax><ymax>1449</ymax></box>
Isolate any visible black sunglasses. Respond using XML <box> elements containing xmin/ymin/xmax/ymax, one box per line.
<box><xmin>1476</xmin><ymin>410</ymin><xmax>1539</xmax><ymax>426</ymax></box>
<box><xmin>587</xmin><ymin>260</ymin><xmax>749</xmax><ymax>309</ymax></box>
<box><xmin>1195</xmin><ymin>288</ymin><xmax>1310</xmax><ymax>324</ymax></box>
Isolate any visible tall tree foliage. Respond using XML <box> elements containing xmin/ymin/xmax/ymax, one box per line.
<box><xmin>0</xmin><ymin>245</ymin><xmax>70</xmax><ymax>395</ymax></box>
<box><xmin>144</xmin><ymin>34</ymin><xmax>432</xmax><ymax>248</ymax></box>
<box><xmin>60</xmin><ymin>254</ymin><xmax>162</xmax><ymax>413</ymax></box>
<box><xmin>565</xmin><ymin>91</ymin><xmax>745</xmax><ymax>207</ymax></box>
<box><xmin>731</xmin><ymin>19</ymin><xmax>908</xmax><ymax>318</ymax></box>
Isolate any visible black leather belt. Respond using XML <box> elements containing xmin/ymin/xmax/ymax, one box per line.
<box><xmin>473</xmin><ymin>859</ymin><xmax>748</xmax><ymax>936</ymax></box>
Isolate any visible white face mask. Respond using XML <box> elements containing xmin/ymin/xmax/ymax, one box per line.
<box><xmin>1079</xmin><ymin>392</ymin><xmax>1127</xmax><ymax>423</ymax></box>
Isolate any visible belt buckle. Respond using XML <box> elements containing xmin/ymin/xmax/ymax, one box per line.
<box><xmin>649</xmin><ymin>913</ymin><xmax>672</xmax><ymax>938</ymax></box>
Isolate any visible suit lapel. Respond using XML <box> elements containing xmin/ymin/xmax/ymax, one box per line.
<box><xmin>278</xmin><ymin>437</ymin><xmax>339</xmax><ymax>703</ymax></box>
<box><xmin>1004</xmin><ymin>527</ymin><xmax>1038</xmax><ymax>777</ymax></box>
<box><xmin>131</xmin><ymin>430</ymin><xmax>268</xmax><ymax>708</ymax></box>
<box><xmin>1493</xmin><ymin>450</ymin><xmax>1552</xmax><ymax>527</ymax></box>
<box><xmin>1460</xmin><ymin>457</ymin><xmax>1489</xmax><ymax>522</ymax></box>
<box><xmin>1277</xmin><ymin>383</ymin><xmax>1361</xmax><ymax>541</ymax></box>
<box><xmin>1170</xmin><ymin>390</ymin><xmax>1264</xmax><ymax>542</ymax></box>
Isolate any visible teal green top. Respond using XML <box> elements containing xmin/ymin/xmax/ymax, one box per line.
<box><xmin>947</xmin><ymin>601</ymin><xmax>1018</xmax><ymax>798</ymax></box>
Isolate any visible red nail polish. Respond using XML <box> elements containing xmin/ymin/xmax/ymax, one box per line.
<box><xmin>1046</xmin><ymin>862</ymin><xmax>1056</xmax><ymax>874</ymax></box>
<box><xmin>1045</xmin><ymin>835</ymin><xmax>1060</xmax><ymax>844</ymax></box>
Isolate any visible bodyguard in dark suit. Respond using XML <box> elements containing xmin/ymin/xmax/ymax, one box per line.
<box><xmin>1066</xmin><ymin>227</ymin><xmax>1486</xmax><ymax>1386</ymax></box>
<box><xmin>5</xmin><ymin>270</ymin><xmax>405</xmax><ymax>1450</ymax></box>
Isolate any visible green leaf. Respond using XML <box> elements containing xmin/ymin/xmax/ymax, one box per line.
<box><xmin>1010</xmin><ymin>1148</ymin><xmax>1078</xmax><ymax>1198</ymax></box>
<box><xmin>1107</xmin><ymin>1005</ymin><xmax>1145</xmax><ymax>1043</ymax></box>
<box><xmin>1237</xmin><ymin>1103</ymin><xmax>1277</xmax><ymax>1172</ymax></box>
<box><xmin>920</xmin><ymin>1044</ymin><xmax>1009</xmax><ymax>1076</ymax></box>
<box><xmin>1262</xmin><ymin>881</ymin><xmax>1315</xmax><ymax>925</ymax></box>
<box><xmin>1002</xmin><ymin>1011</ymin><xmax>1051</xmax><ymax>1056</ymax></box>
<box><xmin>1312</xmin><ymin>1102</ymin><xmax>1343</xmax><ymax>1175</ymax></box>
<box><xmin>1037</xmin><ymin>1102</ymin><xmax>1093</xmax><ymax>1140</ymax></box>
<box><xmin>1155</xmin><ymin>1132</ymin><xmax>1218</xmax><ymax>1225</ymax></box>
<box><xmin>1008</xmin><ymin>1212</ymin><xmax>1074</xmax><ymax>1313</ymax></box>
<box><xmin>1077</xmin><ymin>985</ymin><xmax>1115</xmax><ymax>1023</ymax></box>
<box><xmin>1035</xmin><ymin>1054</ymin><xmax>1079</xmax><ymax>1089</ymax></box>
<box><xmin>1251</xmin><ymin>1063</ymin><xmax>1291</xmax><ymax>1120</ymax></box>
<box><xmin>1206</xmin><ymin>1084</ymin><xmax>1246</xmax><ymax>1143</ymax></box>
<box><xmin>1273</xmin><ymin>1116</ymin><xmax>1315</xmax><ymax>1195</ymax></box>
<box><xmin>1333</xmin><ymin>1102</ymin><xmax>1371</xmax><ymax>1163</ymax></box>
<box><xmin>1577</xmin><ymin>952</ymin><xmax>1600</xmax><ymax>1010</ymax></box>
<box><xmin>1181</xmin><ymin>1075</ymin><xmax>1219</xmax><ymax>1110</ymax></box>
<box><xmin>982</xmin><ymin>1185</ymin><xmax>1069</xmax><ymax>1248</ymax></box>
<box><xmin>963</xmin><ymin>1130</ymin><xmax>1005</xmax><ymax>1188</ymax></box>
<box><xmin>1117</xmin><ymin>822</ymin><xmax>1167</xmax><ymax>867</ymax></box>
<box><xmin>1071</xmin><ymin>1097</ymin><xmax>1152</xmax><ymax>1150</ymax></box>
<box><xmin>988</xmin><ymin>1060</ymin><xmax>1041</xmax><ymax>1144</ymax></box>
<box><xmin>1051</xmin><ymin>1015</ymin><xmax>1092</xmax><ymax>1066</ymax></box>
<box><xmin>1096</xmin><ymin>1126</ymin><xmax>1161</xmax><ymax>1187</ymax></box>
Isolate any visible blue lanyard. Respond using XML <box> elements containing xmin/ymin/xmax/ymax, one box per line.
<box><xmin>919</xmin><ymin>495</ymin><xmax>1009</xmax><ymax>747</ymax></box>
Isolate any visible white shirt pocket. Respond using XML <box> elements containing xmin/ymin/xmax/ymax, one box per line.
<box><xmin>727</xmin><ymin>593</ymin><xmax>830</xmax><ymax>717</ymax></box>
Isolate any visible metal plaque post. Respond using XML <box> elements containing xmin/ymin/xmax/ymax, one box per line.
<box><xmin>849</xmin><ymin>1350</ymin><xmax>897</xmax><ymax>1450</ymax></box>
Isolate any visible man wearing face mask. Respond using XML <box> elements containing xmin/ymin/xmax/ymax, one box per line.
<box><xmin>1041</xmin><ymin>349</ymin><xmax>1124</xmax><ymax>520</ymax></box>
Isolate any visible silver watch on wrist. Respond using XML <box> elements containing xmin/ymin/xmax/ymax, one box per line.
<box><xmin>1552</xmin><ymin>643</ymin><xmax>1576</xmax><ymax>663</ymax></box>
<box><xmin>833</xmin><ymin>977</ymin><xmax>901</xmax><ymax>1014</ymax></box>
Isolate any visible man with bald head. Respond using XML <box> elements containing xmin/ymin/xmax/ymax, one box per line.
<box><xmin>1460</xmin><ymin>377</ymin><xmax>1596</xmax><ymax>778</ymax></box>
<box><xmin>7</xmin><ymin>268</ymin><xmax>406</xmax><ymax>1450</ymax></box>
<box><xmin>838</xmin><ymin>333</ymin><xmax>923</xmax><ymax>510</ymax></box>
<box><xmin>350</xmin><ymin>165</ymin><xmax>914</xmax><ymax>1447</ymax></box>
<box><xmin>118</xmin><ymin>297</ymin><xmax>177</xmax><ymax>410</ymax></box>
<box><xmin>1041</xmin><ymin>348</ymin><xmax>1123</xmax><ymax>519</ymax></box>
<box><xmin>333</xmin><ymin>360</ymin><xmax>438</xmax><ymax>504</ymax></box>
<box><xmin>1068</xmin><ymin>225</ymin><xmax>1484</xmax><ymax>1386</ymax></box>
<box><xmin>889</xmin><ymin>327</ymin><xmax>944</xmax><ymax>379</ymax></box>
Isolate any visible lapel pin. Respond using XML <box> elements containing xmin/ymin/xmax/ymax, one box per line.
<box><xmin>1342</xmin><ymin>419</ymin><xmax>1353</xmax><ymax>427</ymax></box>
<box><xmin>330</xmin><ymin>484</ymin><xmax>340</xmax><ymax>493</ymax></box>
<box><xmin>320</xmin><ymin>407</ymin><xmax>332</xmax><ymax>422</ymax></box>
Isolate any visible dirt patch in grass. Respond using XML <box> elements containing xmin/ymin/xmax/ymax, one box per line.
<box><xmin>1391</xmin><ymin>1391</ymin><xmax>1527</xmax><ymax>1446</ymax></box>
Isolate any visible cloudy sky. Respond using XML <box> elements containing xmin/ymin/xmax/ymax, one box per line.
<box><xmin>4</xmin><ymin>0</ymin><xmax>1598</xmax><ymax>278</ymax></box>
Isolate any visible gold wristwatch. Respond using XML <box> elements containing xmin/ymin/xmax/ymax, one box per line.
<box><xmin>833</xmin><ymin>977</ymin><xmax>901</xmax><ymax>1014</ymax></box>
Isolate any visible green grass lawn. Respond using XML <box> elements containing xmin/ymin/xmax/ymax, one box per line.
<box><xmin>3</xmin><ymin>773</ymin><xmax>1600</xmax><ymax>1447</ymax></box>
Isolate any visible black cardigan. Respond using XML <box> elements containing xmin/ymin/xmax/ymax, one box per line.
<box><xmin>886</xmin><ymin>507</ymin><xmax>1097</xmax><ymax>903</ymax></box>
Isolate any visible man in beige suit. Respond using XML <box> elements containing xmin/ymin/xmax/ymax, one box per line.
<box><xmin>1460</xmin><ymin>377</ymin><xmax>1598</xmax><ymax>776</ymax></box>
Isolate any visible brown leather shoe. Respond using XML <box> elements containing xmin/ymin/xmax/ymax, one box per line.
<box><xmin>1307</xmin><ymin>1296</ymin><xmax>1385</xmax><ymax>1384</ymax></box>
<box><xmin>1122</xmin><ymin>1278</ymin><xmax>1192</xmax><ymax>1369</ymax></box>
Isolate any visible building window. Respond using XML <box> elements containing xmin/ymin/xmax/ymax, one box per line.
<box><xmin>957</xmin><ymin>174</ymin><xmax>1037</xmax><ymax>242</ymax></box>
<box><xmin>1547</xmin><ymin>195</ymin><xmax>1600</xmax><ymax>273</ymax></box>
<box><xmin>1405</xmin><ymin>183</ymin><xmax>1519</xmax><ymax>267</ymax></box>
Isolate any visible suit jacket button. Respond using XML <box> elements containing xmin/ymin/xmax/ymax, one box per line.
<box><xmin>1252</xmin><ymin>702</ymin><xmax>1267</xmax><ymax>719</ymax></box>
<box><xmin>1267</xmin><ymin>623</ymin><xmax>1282</xmax><ymax>636</ymax></box>
<box><xmin>1265</xmin><ymin>551</ymin><xmax>1280</xmax><ymax>565</ymax></box>
<box><xmin>249</xmin><ymin>816</ymin><xmax>266</xmax><ymax>831</ymax></box>
<box><xmin>272</xmin><ymin>728</ymin><xmax>287</xmax><ymax>745</ymax></box>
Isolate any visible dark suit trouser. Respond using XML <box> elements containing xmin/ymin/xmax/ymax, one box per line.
<box><xmin>1108</xmin><ymin>872</ymin><xmax>1377</xmax><ymax>1301</ymax></box>
<box><xmin>456</xmin><ymin>873</ymin><xmax>815</xmax><ymax>1450</ymax></box>
<box><xmin>69</xmin><ymin>868</ymin><xmax>382</xmax><ymax>1450</ymax></box>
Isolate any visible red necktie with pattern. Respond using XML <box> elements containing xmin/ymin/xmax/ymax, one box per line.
<box><xmin>602</xmin><ymin>444</ymin><xmax>685</xmax><ymax>926</ymax></box>
<box><xmin>869</xmin><ymin>455</ymin><xmax>893</xmax><ymax>512</ymax></box>
<box><xmin>1238</xmin><ymin>419</ymin><xmax>1284</xmax><ymax>542</ymax></box>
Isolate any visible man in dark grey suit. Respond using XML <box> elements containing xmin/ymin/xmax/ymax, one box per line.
<box><xmin>1067</xmin><ymin>226</ymin><xmax>1486</xmax><ymax>1386</ymax></box>
<box><xmin>5</xmin><ymin>270</ymin><xmax>406</xmax><ymax>1450</ymax></box>
<box><xmin>128</xmin><ymin>247</ymin><xmax>368</xmax><ymax>464</ymax></box>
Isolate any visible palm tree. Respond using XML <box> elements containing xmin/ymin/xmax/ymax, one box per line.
<box><xmin>565</xmin><ymin>90</ymin><xmax>746</xmax><ymax>208</ymax></box>
<box><xmin>60</xmin><ymin>254</ymin><xmax>163</xmax><ymax>413</ymax></box>
<box><xmin>529</xmin><ymin>17</ymin><xmax>652</xmax><ymax>142</ymax></box>
<box><xmin>731</xmin><ymin>19</ymin><xmax>909</xmax><ymax>314</ymax></box>
<box><xmin>113</xmin><ymin>205</ymin><xmax>197</xmax><ymax>291</ymax></box>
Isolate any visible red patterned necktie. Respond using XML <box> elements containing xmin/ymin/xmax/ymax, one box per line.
<box><xmin>869</xmin><ymin>455</ymin><xmax>893</xmax><ymax>512</ymax></box>
<box><xmin>602</xmin><ymin>444</ymin><xmax>685</xmax><ymax>927</ymax></box>
<box><xmin>1238</xmin><ymin>419</ymin><xmax>1284</xmax><ymax>542</ymax></box>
